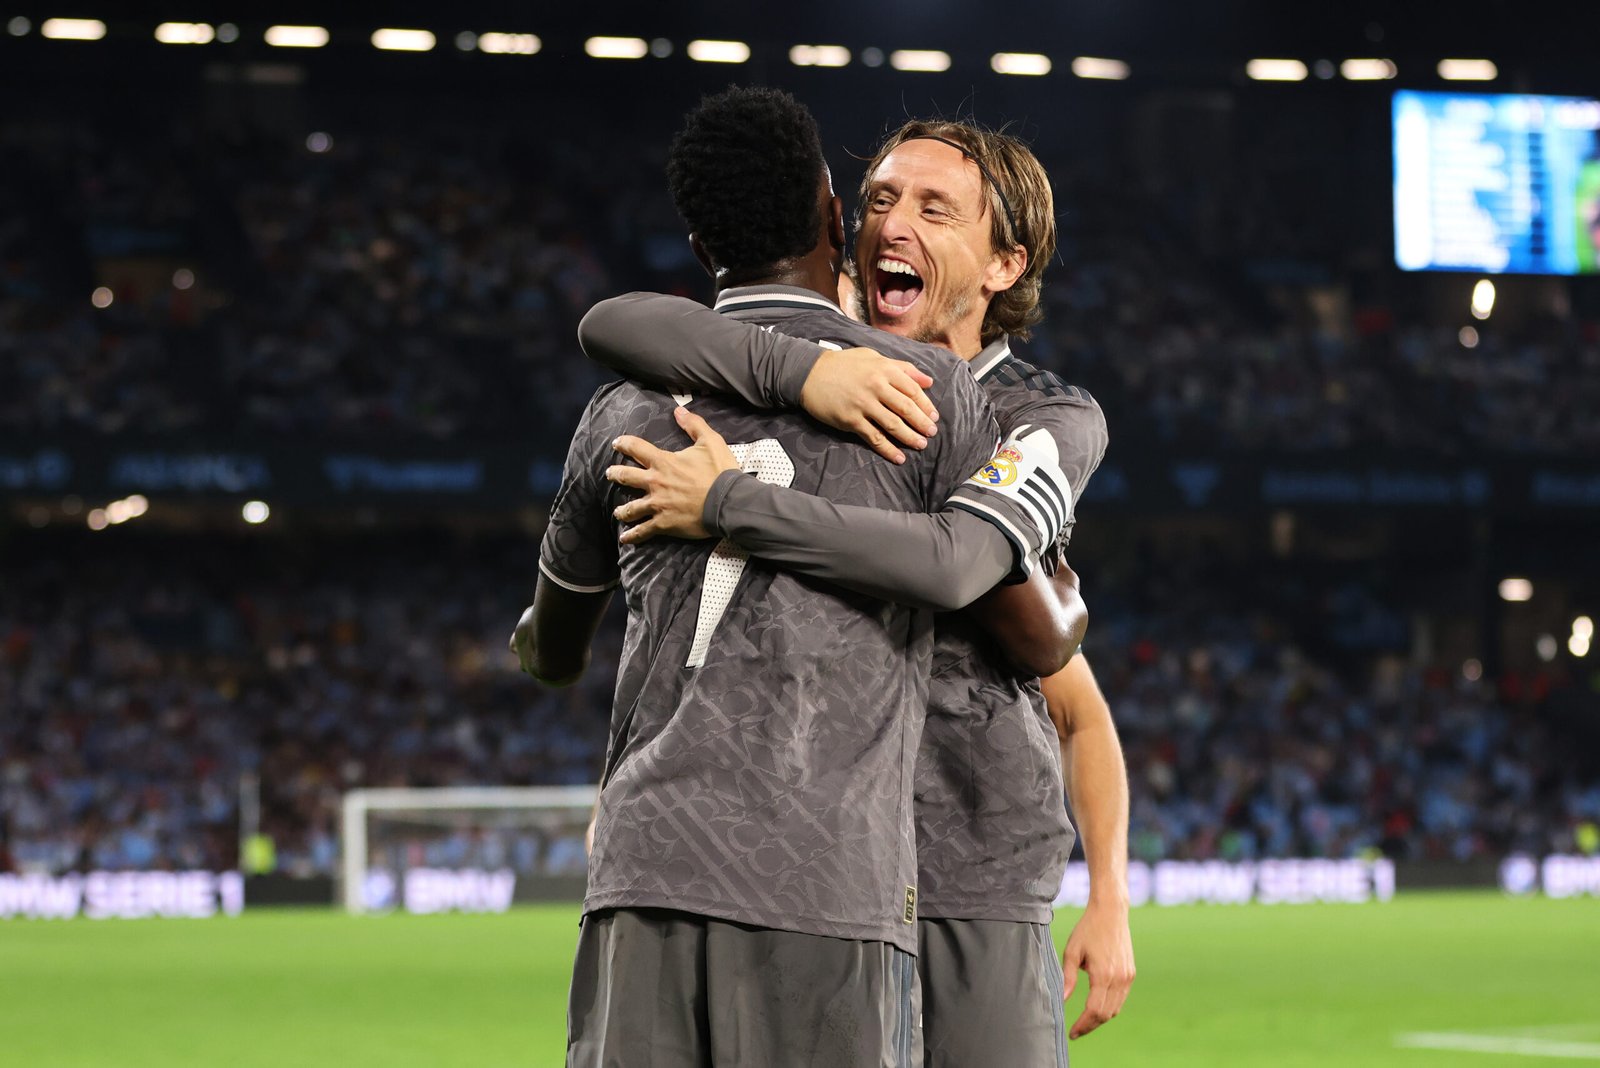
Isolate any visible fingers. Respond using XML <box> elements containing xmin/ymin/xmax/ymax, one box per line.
<box><xmin>605</xmin><ymin>464</ymin><xmax>651</xmax><ymax>490</ymax></box>
<box><xmin>867</xmin><ymin>403</ymin><xmax>926</xmax><ymax>453</ymax></box>
<box><xmin>1067</xmin><ymin>960</ymin><xmax>1135</xmax><ymax>1040</ymax></box>
<box><xmin>1060</xmin><ymin>944</ymin><xmax>1083</xmax><ymax>1001</ymax></box>
<box><xmin>851</xmin><ymin>418</ymin><xmax>906</xmax><ymax>465</ymax></box>
<box><xmin>900</xmin><ymin>362</ymin><xmax>935</xmax><ymax>391</ymax></box>
<box><xmin>509</xmin><ymin>607</ymin><xmax>535</xmax><ymax>669</ymax></box>
<box><xmin>618</xmin><ymin>516</ymin><xmax>664</xmax><ymax>545</ymax></box>
<box><xmin>674</xmin><ymin>405</ymin><xmax>723</xmax><ymax>445</ymax></box>
<box><xmin>612</xmin><ymin>495</ymin><xmax>654</xmax><ymax>524</ymax></box>
<box><xmin>611</xmin><ymin>434</ymin><xmax>665</xmax><ymax>466</ymax></box>
<box><xmin>889</xmin><ymin>362</ymin><xmax>939</xmax><ymax>423</ymax></box>
<box><xmin>879</xmin><ymin>392</ymin><xmax>935</xmax><ymax>443</ymax></box>
<box><xmin>1070</xmin><ymin>978</ymin><xmax>1118</xmax><ymax>1040</ymax></box>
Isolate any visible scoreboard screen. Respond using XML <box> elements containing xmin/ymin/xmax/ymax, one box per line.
<box><xmin>1393</xmin><ymin>90</ymin><xmax>1600</xmax><ymax>274</ymax></box>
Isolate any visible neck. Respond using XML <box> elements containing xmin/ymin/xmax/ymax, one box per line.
<box><xmin>715</xmin><ymin>254</ymin><xmax>839</xmax><ymax>305</ymax></box>
<box><xmin>945</xmin><ymin>323</ymin><xmax>986</xmax><ymax>361</ymax></box>
<box><xmin>883</xmin><ymin>315</ymin><xmax>987</xmax><ymax>361</ymax></box>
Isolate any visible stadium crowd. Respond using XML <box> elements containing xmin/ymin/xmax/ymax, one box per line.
<box><xmin>3</xmin><ymin>532</ymin><xmax>1594</xmax><ymax>878</ymax></box>
<box><xmin>3</xmin><ymin>106</ymin><xmax>1597</xmax><ymax>882</ymax></box>
<box><xmin>2</xmin><ymin>120</ymin><xmax>1598</xmax><ymax>456</ymax></box>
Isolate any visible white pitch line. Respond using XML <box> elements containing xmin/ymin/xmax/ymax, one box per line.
<box><xmin>1396</xmin><ymin>1032</ymin><xmax>1600</xmax><ymax>1060</ymax></box>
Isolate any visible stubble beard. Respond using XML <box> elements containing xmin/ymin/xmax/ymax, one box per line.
<box><xmin>908</xmin><ymin>284</ymin><xmax>977</xmax><ymax>350</ymax></box>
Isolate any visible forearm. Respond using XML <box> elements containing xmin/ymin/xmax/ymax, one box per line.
<box><xmin>964</xmin><ymin>563</ymin><xmax>1086</xmax><ymax>677</ymax></box>
<box><xmin>578</xmin><ymin>292</ymin><xmax>822</xmax><ymax>408</ymax></box>
<box><xmin>525</xmin><ymin>576</ymin><xmax>613</xmax><ymax>686</ymax></box>
<box><xmin>703</xmin><ymin>472</ymin><xmax>1014</xmax><ymax>612</ymax></box>
<box><xmin>1050</xmin><ymin>658</ymin><xmax>1129</xmax><ymax>905</ymax></box>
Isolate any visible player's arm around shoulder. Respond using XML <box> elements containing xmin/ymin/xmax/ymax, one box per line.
<box><xmin>578</xmin><ymin>293</ymin><xmax>940</xmax><ymax>464</ymax></box>
<box><xmin>579</xmin><ymin>292</ymin><xmax>820</xmax><ymax>408</ymax></box>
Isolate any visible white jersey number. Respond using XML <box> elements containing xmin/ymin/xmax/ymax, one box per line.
<box><xmin>686</xmin><ymin>439</ymin><xmax>795</xmax><ymax>668</ymax></box>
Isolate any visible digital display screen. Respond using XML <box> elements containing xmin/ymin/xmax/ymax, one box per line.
<box><xmin>1394</xmin><ymin>90</ymin><xmax>1600</xmax><ymax>274</ymax></box>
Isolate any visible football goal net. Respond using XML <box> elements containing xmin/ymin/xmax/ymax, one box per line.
<box><xmin>340</xmin><ymin>785</ymin><xmax>597</xmax><ymax>914</ymax></box>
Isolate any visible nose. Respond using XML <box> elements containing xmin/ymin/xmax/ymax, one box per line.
<box><xmin>876</xmin><ymin>198</ymin><xmax>917</xmax><ymax>246</ymax></box>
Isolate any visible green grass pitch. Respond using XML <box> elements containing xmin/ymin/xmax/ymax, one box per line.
<box><xmin>4</xmin><ymin>892</ymin><xmax>1597</xmax><ymax>1066</ymax></box>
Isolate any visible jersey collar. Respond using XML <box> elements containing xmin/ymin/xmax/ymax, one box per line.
<box><xmin>969</xmin><ymin>337</ymin><xmax>1013</xmax><ymax>382</ymax></box>
<box><xmin>713</xmin><ymin>284</ymin><xmax>850</xmax><ymax>319</ymax></box>
<box><xmin>715</xmin><ymin>286</ymin><xmax>1011</xmax><ymax>383</ymax></box>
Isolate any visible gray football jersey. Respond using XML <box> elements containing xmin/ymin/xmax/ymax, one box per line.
<box><xmin>540</xmin><ymin>286</ymin><xmax>1000</xmax><ymax>952</ymax></box>
<box><xmin>916</xmin><ymin>338</ymin><xmax>1110</xmax><ymax>923</ymax></box>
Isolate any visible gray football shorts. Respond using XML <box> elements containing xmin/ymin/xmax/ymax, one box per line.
<box><xmin>917</xmin><ymin>917</ymin><xmax>1068</xmax><ymax>1068</ymax></box>
<box><xmin>568</xmin><ymin>907</ymin><xmax>921</xmax><ymax>1068</ymax></box>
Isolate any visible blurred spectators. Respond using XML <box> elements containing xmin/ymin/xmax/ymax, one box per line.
<box><xmin>1</xmin><ymin>119</ymin><xmax>1597</xmax><ymax>455</ymax></box>
<box><xmin>2</xmin><ymin>530</ymin><xmax>1593</xmax><ymax>877</ymax></box>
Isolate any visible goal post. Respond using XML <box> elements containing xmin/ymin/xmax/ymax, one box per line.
<box><xmin>340</xmin><ymin>785</ymin><xmax>598</xmax><ymax>913</ymax></box>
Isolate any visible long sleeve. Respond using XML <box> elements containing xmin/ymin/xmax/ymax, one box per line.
<box><xmin>578</xmin><ymin>292</ymin><xmax>824</xmax><ymax>409</ymax></box>
<box><xmin>701</xmin><ymin>471</ymin><xmax>1016</xmax><ymax>613</ymax></box>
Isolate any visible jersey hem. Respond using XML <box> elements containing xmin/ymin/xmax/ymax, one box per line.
<box><xmin>583</xmin><ymin>889</ymin><xmax>920</xmax><ymax>955</ymax></box>
<box><xmin>915</xmin><ymin>899</ymin><xmax>1056</xmax><ymax>924</ymax></box>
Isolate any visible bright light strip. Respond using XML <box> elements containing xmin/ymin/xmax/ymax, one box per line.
<box><xmin>991</xmin><ymin>52</ymin><xmax>1051</xmax><ymax>76</ymax></box>
<box><xmin>1247</xmin><ymin>59</ymin><xmax>1308</xmax><ymax>81</ymax></box>
<box><xmin>585</xmin><ymin>36</ymin><xmax>648</xmax><ymax>59</ymax></box>
<box><xmin>890</xmin><ymin>49</ymin><xmax>951</xmax><ymax>73</ymax></box>
<box><xmin>40</xmin><ymin>18</ymin><xmax>105</xmax><ymax>40</ymax></box>
<box><xmin>1438</xmin><ymin>58</ymin><xmax>1497</xmax><ymax>81</ymax></box>
<box><xmin>1340</xmin><ymin>58</ymin><xmax>1396</xmax><ymax>81</ymax></box>
<box><xmin>687</xmin><ymin>39</ymin><xmax>749</xmax><ymax>64</ymax></box>
<box><xmin>155</xmin><ymin>22</ymin><xmax>214</xmax><ymax>44</ymax></box>
<box><xmin>1072</xmin><ymin>56</ymin><xmax>1130</xmax><ymax>80</ymax></box>
<box><xmin>789</xmin><ymin>44</ymin><xmax>850</xmax><ymax>67</ymax></box>
<box><xmin>372</xmin><ymin>29</ymin><xmax>435</xmax><ymax>52</ymax></box>
<box><xmin>265</xmin><ymin>25</ymin><xmax>328</xmax><ymax>48</ymax></box>
<box><xmin>1498</xmin><ymin>577</ymin><xmax>1533</xmax><ymax>603</ymax></box>
<box><xmin>1471</xmin><ymin>278</ymin><xmax>1496</xmax><ymax>320</ymax></box>
<box><xmin>478</xmin><ymin>32</ymin><xmax>540</xmax><ymax>55</ymax></box>
<box><xmin>1574</xmin><ymin>616</ymin><xmax>1595</xmax><ymax>640</ymax></box>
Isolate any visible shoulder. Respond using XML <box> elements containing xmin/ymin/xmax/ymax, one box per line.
<box><xmin>984</xmin><ymin>353</ymin><xmax>1098</xmax><ymax>410</ymax></box>
<box><xmin>985</xmin><ymin>353</ymin><xmax>1106</xmax><ymax>443</ymax></box>
<box><xmin>572</xmin><ymin>380</ymin><xmax>674</xmax><ymax>445</ymax></box>
<box><xmin>585</xmin><ymin>378</ymin><xmax>664</xmax><ymax>419</ymax></box>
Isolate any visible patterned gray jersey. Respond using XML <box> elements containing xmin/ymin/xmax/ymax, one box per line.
<box><xmin>917</xmin><ymin>338</ymin><xmax>1110</xmax><ymax>922</ymax></box>
<box><xmin>540</xmin><ymin>286</ymin><xmax>1000</xmax><ymax>952</ymax></box>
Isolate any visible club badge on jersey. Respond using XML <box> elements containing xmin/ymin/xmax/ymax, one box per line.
<box><xmin>972</xmin><ymin>446</ymin><xmax>1024</xmax><ymax>488</ymax></box>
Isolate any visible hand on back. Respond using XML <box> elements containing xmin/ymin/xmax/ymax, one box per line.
<box><xmin>607</xmin><ymin>407</ymin><xmax>738</xmax><ymax>544</ymax></box>
<box><xmin>798</xmin><ymin>346</ymin><xmax>941</xmax><ymax>464</ymax></box>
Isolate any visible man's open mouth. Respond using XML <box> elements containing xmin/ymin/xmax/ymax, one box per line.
<box><xmin>874</xmin><ymin>257</ymin><xmax>923</xmax><ymax>318</ymax></box>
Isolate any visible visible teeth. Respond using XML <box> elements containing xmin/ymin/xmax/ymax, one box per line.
<box><xmin>877</xmin><ymin>258</ymin><xmax>920</xmax><ymax>278</ymax></box>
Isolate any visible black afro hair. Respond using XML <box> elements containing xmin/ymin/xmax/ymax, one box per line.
<box><xmin>667</xmin><ymin>86</ymin><xmax>826</xmax><ymax>273</ymax></box>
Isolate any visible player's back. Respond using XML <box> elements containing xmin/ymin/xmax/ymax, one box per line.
<box><xmin>540</xmin><ymin>285</ymin><xmax>999</xmax><ymax>951</ymax></box>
